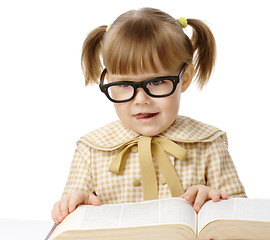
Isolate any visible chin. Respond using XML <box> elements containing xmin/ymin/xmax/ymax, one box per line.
<box><xmin>136</xmin><ymin>128</ymin><xmax>162</xmax><ymax>137</ymax></box>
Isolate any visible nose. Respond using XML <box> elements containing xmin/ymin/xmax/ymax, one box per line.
<box><xmin>133</xmin><ymin>88</ymin><xmax>151</xmax><ymax>104</ymax></box>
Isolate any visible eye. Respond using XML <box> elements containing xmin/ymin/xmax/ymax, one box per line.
<box><xmin>150</xmin><ymin>80</ymin><xmax>164</xmax><ymax>86</ymax></box>
<box><xmin>119</xmin><ymin>84</ymin><xmax>131</xmax><ymax>88</ymax></box>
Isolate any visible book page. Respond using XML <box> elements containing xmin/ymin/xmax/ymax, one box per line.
<box><xmin>159</xmin><ymin>198</ymin><xmax>196</xmax><ymax>229</ymax></box>
<box><xmin>233</xmin><ymin>198</ymin><xmax>270</xmax><ymax>221</ymax></box>
<box><xmin>120</xmin><ymin>198</ymin><xmax>196</xmax><ymax>230</ymax></box>
<box><xmin>198</xmin><ymin>198</ymin><xmax>270</xmax><ymax>233</ymax></box>
<box><xmin>70</xmin><ymin>198</ymin><xmax>196</xmax><ymax>231</ymax></box>
<box><xmin>49</xmin><ymin>206</ymin><xmax>90</xmax><ymax>239</ymax></box>
<box><xmin>198</xmin><ymin>199</ymin><xmax>235</xmax><ymax>233</ymax></box>
<box><xmin>49</xmin><ymin>198</ymin><xmax>197</xmax><ymax>239</ymax></box>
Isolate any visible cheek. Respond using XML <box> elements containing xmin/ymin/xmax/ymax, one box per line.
<box><xmin>113</xmin><ymin>103</ymin><xmax>129</xmax><ymax>120</ymax></box>
<box><xmin>161</xmin><ymin>90</ymin><xmax>181</xmax><ymax>112</ymax></box>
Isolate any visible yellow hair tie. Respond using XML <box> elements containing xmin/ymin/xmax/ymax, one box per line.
<box><xmin>177</xmin><ymin>17</ymin><xmax>188</xmax><ymax>28</ymax></box>
<box><xmin>106</xmin><ymin>24</ymin><xmax>112</xmax><ymax>32</ymax></box>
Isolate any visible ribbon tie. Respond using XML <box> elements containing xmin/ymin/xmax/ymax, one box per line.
<box><xmin>109</xmin><ymin>136</ymin><xmax>188</xmax><ymax>201</ymax></box>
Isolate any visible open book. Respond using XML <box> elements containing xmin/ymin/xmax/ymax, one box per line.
<box><xmin>48</xmin><ymin>198</ymin><xmax>270</xmax><ymax>240</ymax></box>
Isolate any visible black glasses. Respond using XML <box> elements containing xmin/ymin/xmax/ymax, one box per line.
<box><xmin>99</xmin><ymin>64</ymin><xmax>186</xmax><ymax>103</ymax></box>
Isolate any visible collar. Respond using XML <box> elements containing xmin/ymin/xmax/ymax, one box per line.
<box><xmin>79</xmin><ymin>116</ymin><xmax>225</xmax><ymax>150</ymax></box>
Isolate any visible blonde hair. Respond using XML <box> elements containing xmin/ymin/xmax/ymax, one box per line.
<box><xmin>81</xmin><ymin>8</ymin><xmax>216</xmax><ymax>89</ymax></box>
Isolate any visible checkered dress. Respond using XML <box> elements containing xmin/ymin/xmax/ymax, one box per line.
<box><xmin>63</xmin><ymin>116</ymin><xmax>246</xmax><ymax>204</ymax></box>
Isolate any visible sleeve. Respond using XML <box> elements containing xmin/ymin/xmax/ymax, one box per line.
<box><xmin>205</xmin><ymin>135</ymin><xmax>246</xmax><ymax>197</ymax></box>
<box><xmin>62</xmin><ymin>142</ymin><xmax>95</xmax><ymax>196</ymax></box>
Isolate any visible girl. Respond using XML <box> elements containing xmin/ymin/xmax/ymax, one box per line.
<box><xmin>51</xmin><ymin>7</ymin><xmax>245</xmax><ymax>224</ymax></box>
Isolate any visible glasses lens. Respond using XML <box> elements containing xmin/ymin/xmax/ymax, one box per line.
<box><xmin>146</xmin><ymin>79</ymin><xmax>174</xmax><ymax>96</ymax></box>
<box><xmin>108</xmin><ymin>84</ymin><xmax>134</xmax><ymax>101</ymax></box>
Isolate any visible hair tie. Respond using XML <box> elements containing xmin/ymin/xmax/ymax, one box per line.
<box><xmin>177</xmin><ymin>17</ymin><xmax>188</xmax><ymax>28</ymax></box>
<box><xmin>106</xmin><ymin>24</ymin><xmax>112</xmax><ymax>32</ymax></box>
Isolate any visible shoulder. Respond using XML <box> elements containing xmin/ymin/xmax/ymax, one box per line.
<box><xmin>161</xmin><ymin>115</ymin><xmax>228</xmax><ymax>145</ymax></box>
<box><xmin>79</xmin><ymin>120</ymin><xmax>140</xmax><ymax>150</ymax></box>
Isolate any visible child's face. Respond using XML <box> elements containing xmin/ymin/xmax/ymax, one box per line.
<box><xmin>108</xmin><ymin>66</ymin><xmax>192</xmax><ymax>136</ymax></box>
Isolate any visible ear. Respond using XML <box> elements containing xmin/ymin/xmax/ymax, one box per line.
<box><xmin>181</xmin><ymin>64</ymin><xmax>194</xmax><ymax>93</ymax></box>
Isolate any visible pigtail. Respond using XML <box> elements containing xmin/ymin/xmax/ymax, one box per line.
<box><xmin>81</xmin><ymin>25</ymin><xmax>107</xmax><ymax>85</ymax></box>
<box><xmin>187</xmin><ymin>19</ymin><xmax>216</xmax><ymax>89</ymax></box>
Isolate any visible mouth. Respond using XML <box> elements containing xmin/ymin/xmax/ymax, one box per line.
<box><xmin>133</xmin><ymin>112</ymin><xmax>159</xmax><ymax>120</ymax></box>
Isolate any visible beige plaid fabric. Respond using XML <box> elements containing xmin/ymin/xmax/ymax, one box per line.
<box><xmin>63</xmin><ymin>116</ymin><xmax>246</xmax><ymax>204</ymax></box>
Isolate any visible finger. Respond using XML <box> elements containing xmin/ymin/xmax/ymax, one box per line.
<box><xmin>193</xmin><ymin>188</ymin><xmax>208</xmax><ymax>213</ymax></box>
<box><xmin>208</xmin><ymin>189</ymin><xmax>221</xmax><ymax>202</ymax></box>
<box><xmin>68</xmin><ymin>193</ymin><xmax>85</xmax><ymax>213</ymax></box>
<box><xmin>51</xmin><ymin>201</ymin><xmax>61</xmax><ymax>224</ymax></box>
<box><xmin>59</xmin><ymin>196</ymin><xmax>70</xmax><ymax>218</ymax></box>
<box><xmin>184</xmin><ymin>186</ymin><xmax>199</xmax><ymax>204</ymax></box>
<box><xmin>220</xmin><ymin>191</ymin><xmax>229</xmax><ymax>199</ymax></box>
<box><xmin>88</xmin><ymin>194</ymin><xmax>101</xmax><ymax>206</ymax></box>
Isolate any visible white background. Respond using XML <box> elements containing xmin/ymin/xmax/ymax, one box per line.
<box><xmin>0</xmin><ymin>0</ymin><xmax>269</xmax><ymax>222</ymax></box>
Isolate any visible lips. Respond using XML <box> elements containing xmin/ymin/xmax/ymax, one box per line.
<box><xmin>133</xmin><ymin>113</ymin><xmax>158</xmax><ymax>120</ymax></box>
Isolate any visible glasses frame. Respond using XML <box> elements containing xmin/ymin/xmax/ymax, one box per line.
<box><xmin>99</xmin><ymin>64</ymin><xmax>186</xmax><ymax>103</ymax></box>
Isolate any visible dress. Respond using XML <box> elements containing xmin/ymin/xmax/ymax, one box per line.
<box><xmin>63</xmin><ymin>115</ymin><xmax>246</xmax><ymax>204</ymax></box>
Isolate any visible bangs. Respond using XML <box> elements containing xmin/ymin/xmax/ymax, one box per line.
<box><xmin>102</xmin><ymin>12</ymin><xmax>190</xmax><ymax>75</ymax></box>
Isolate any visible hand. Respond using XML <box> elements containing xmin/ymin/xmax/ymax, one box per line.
<box><xmin>51</xmin><ymin>191</ymin><xmax>101</xmax><ymax>224</ymax></box>
<box><xmin>181</xmin><ymin>185</ymin><xmax>228</xmax><ymax>213</ymax></box>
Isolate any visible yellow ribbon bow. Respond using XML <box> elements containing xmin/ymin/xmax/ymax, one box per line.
<box><xmin>109</xmin><ymin>136</ymin><xmax>188</xmax><ymax>201</ymax></box>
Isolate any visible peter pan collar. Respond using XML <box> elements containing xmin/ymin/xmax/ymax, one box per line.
<box><xmin>79</xmin><ymin>115</ymin><xmax>225</xmax><ymax>150</ymax></box>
